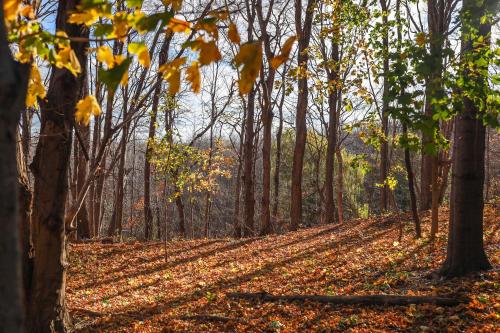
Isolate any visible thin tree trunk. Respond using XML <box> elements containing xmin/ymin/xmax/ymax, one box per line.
<box><xmin>324</xmin><ymin>36</ymin><xmax>339</xmax><ymax>224</ymax></box>
<box><xmin>272</xmin><ymin>81</ymin><xmax>285</xmax><ymax>224</ymax></box>
<box><xmin>336</xmin><ymin>149</ymin><xmax>344</xmax><ymax>224</ymax></box>
<box><xmin>379</xmin><ymin>0</ymin><xmax>390</xmax><ymax>213</ymax></box>
<box><xmin>290</xmin><ymin>0</ymin><xmax>316</xmax><ymax>230</ymax></box>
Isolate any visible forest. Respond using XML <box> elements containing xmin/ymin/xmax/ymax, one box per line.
<box><xmin>0</xmin><ymin>0</ymin><xmax>498</xmax><ymax>332</ymax></box>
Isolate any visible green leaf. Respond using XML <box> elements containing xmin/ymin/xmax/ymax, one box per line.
<box><xmin>98</xmin><ymin>57</ymin><xmax>132</xmax><ymax>93</ymax></box>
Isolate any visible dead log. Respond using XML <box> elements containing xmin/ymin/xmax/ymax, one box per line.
<box><xmin>226</xmin><ymin>292</ymin><xmax>467</xmax><ymax>306</ymax></box>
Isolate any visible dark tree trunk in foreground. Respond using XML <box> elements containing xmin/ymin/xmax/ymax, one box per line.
<box><xmin>29</xmin><ymin>1</ymin><xmax>88</xmax><ymax>331</ymax></box>
<box><xmin>17</xmin><ymin>132</ymin><xmax>33</xmax><ymax>310</ymax></box>
<box><xmin>290</xmin><ymin>0</ymin><xmax>316</xmax><ymax>230</ymax></box>
<box><xmin>0</xmin><ymin>8</ymin><xmax>30</xmax><ymax>330</ymax></box>
<box><xmin>439</xmin><ymin>0</ymin><xmax>493</xmax><ymax>277</ymax></box>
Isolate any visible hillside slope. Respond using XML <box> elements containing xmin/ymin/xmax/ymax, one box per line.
<box><xmin>68</xmin><ymin>204</ymin><xmax>499</xmax><ymax>332</ymax></box>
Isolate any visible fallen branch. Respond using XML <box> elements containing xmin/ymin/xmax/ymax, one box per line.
<box><xmin>179</xmin><ymin>315</ymin><xmax>238</xmax><ymax>322</ymax></box>
<box><xmin>227</xmin><ymin>292</ymin><xmax>467</xmax><ymax>306</ymax></box>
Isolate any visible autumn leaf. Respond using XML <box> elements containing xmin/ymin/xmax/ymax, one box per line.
<box><xmin>163</xmin><ymin>0</ymin><xmax>183</xmax><ymax>11</ymax></box>
<box><xmin>128</xmin><ymin>42</ymin><xmax>151</xmax><ymax>68</ymax></box>
<box><xmin>75</xmin><ymin>95</ymin><xmax>102</xmax><ymax>126</ymax></box>
<box><xmin>168</xmin><ymin>17</ymin><xmax>191</xmax><ymax>34</ymax></box>
<box><xmin>159</xmin><ymin>57</ymin><xmax>187</xmax><ymax>95</ymax></box>
<box><xmin>111</xmin><ymin>11</ymin><xmax>129</xmax><ymax>40</ymax></box>
<box><xmin>26</xmin><ymin>64</ymin><xmax>46</xmax><ymax>108</ymax></box>
<box><xmin>270</xmin><ymin>36</ymin><xmax>296</xmax><ymax>69</ymax></box>
<box><xmin>415</xmin><ymin>32</ymin><xmax>426</xmax><ymax>47</ymax></box>
<box><xmin>191</xmin><ymin>39</ymin><xmax>221</xmax><ymax>66</ymax></box>
<box><xmin>228</xmin><ymin>22</ymin><xmax>240</xmax><ymax>44</ymax></box>
<box><xmin>194</xmin><ymin>17</ymin><xmax>218</xmax><ymax>39</ymax></box>
<box><xmin>55</xmin><ymin>46</ymin><xmax>81</xmax><ymax>76</ymax></box>
<box><xmin>234</xmin><ymin>42</ymin><xmax>262</xmax><ymax>94</ymax></box>
<box><xmin>96</xmin><ymin>45</ymin><xmax>115</xmax><ymax>68</ymax></box>
<box><xmin>68</xmin><ymin>9</ymin><xmax>100</xmax><ymax>26</ymax></box>
<box><xmin>20</xmin><ymin>4</ymin><xmax>35</xmax><ymax>19</ymax></box>
<box><xmin>186</xmin><ymin>61</ymin><xmax>201</xmax><ymax>93</ymax></box>
<box><xmin>3</xmin><ymin>0</ymin><xmax>22</xmax><ymax>22</ymax></box>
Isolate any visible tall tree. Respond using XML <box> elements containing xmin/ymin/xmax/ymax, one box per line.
<box><xmin>379</xmin><ymin>0</ymin><xmax>390</xmax><ymax>212</ymax></box>
<box><xmin>145</xmin><ymin>34</ymin><xmax>171</xmax><ymax>240</ymax></box>
<box><xmin>242</xmin><ymin>0</ymin><xmax>257</xmax><ymax>237</ymax></box>
<box><xmin>0</xmin><ymin>6</ymin><xmax>30</xmax><ymax>331</ymax></box>
<box><xmin>438</xmin><ymin>0</ymin><xmax>494</xmax><ymax>277</ymax></box>
<box><xmin>290</xmin><ymin>0</ymin><xmax>316</xmax><ymax>230</ymax></box>
<box><xmin>29</xmin><ymin>0</ymin><xmax>89</xmax><ymax>330</ymax></box>
<box><xmin>322</xmin><ymin>0</ymin><xmax>341</xmax><ymax>225</ymax></box>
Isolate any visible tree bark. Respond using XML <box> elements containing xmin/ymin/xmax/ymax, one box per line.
<box><xmin>324</xmin><ymin>30</ymin><xmax>339</xmax><ymax>225</ymax></box>
<box><xmin>0</xmin><ymin>9</ymin><xmax>30</xmax><ymax>329</ymax></box>
<box><xmin>29</xmin><ymin>1</ymin><xmax>88</xmax><ymax>330</ymax></box>
<box><xmin>379</xmin><ymin>0</ymin><xmax>390</xmax><ymax>213</ymax></box>
<box><xmin>144</xmin><ymin>35</ymin><xmax>170</xmax><ymax>240</ymax></box>
<box><xmin>290</xmin><ymin>0</ymin><xmax>316</xmax><ymax>230</ymax></box>
<box><xmin>439</xmin><ymin>0</ymin><xmax>493</xmax><ymax>277</ymax></box>
<box><xmin>242</xmin><ymin>1</ymin><xmax>257</xmax><ymax>237</ymax></box>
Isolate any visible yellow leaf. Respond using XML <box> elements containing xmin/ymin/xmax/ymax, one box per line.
<box><xmin>128</xmin><ymin>43</ymin><xmax>150</xmax><ymax>68</ymax></box>
<box><xmin>55</xmin><ymin>46</ymin><xmax>81</xmax><ymax>76</ymax></box>
<box><xmin>96</xmin><ymin>45</ymin><xmax>115</xmax><ymax>67</ymax></box>
<box><xmin>192</xmin><ymin>39</ymin><xmax>221</xmax><ymax>66</ymax></box>
<box><xmin>167</xmin><ymin>17</ymin><xmax>191</xmax><ymax>34</ymax></box>
<box><xmin>270</xmin><ymin>35</ymin><xmax>296</xmax><ymax>69</ymax></box>
<box><xmin>115</xmin><ymin>55</ymin><xmax>129</xmax><ymax>85</ymax></box>
<box><xmin>234</xmin><ymin>42</ymin><xmax>262</xmax><ymax>94</ymax></box>
<box><xmin>75</xmin><ymin>95</ymin><xmax>101</xmax><ymax>126</ymax></box>
<box><xmin>111</xmin><ymin>12</ymin><xmax>129</xmax><ymax>40</ymax></box>
<box><xmin>415</xmin><ymin>32</ymin><xmax>426</xmax><ymax>47</ymax></box>
<box><xmin>159</xmin><ymin>57</ymin><xmax>187</xmax><ymax>95</ymax></box>
<box><xmin>186</xmin><ymin>61</ymin><xmax>201</xmax><ymax>93</ymax></box>
<box><xmin>68</xmin><ymin>9</ymin><xmax>100</xmax><ymax>26</ymax></box>
<box><xmin>3</xmin><ymin>0</ymin><xmax>22</xmax><ymax>22</ymax></box>
<box><xmin>20</xmin><ymin>5</ymin><xmax>35</xmax><ymax>19</ymax></box>
<box><xmin>26</xmin><ymin>64</ymin><xmax>46</xmax><ymax>108</ymax></box>
<box><xmin>228</xmin><ymin>22</ymin><xmax>240</xmax><ymax>44</ymax></box>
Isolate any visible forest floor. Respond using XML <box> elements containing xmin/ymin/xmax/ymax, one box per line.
<box><xmin>68</xmin><ymin>203</ymin><xmax>499</xmax><ymax>332</ymax></box>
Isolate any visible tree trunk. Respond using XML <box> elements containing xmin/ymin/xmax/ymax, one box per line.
<box><xmin>0</xmin><ymin>10</ymin><xmax>30</xmax><ymax>329</ymax></box>
<box><xmin>336</xmin><ymin>149</ymin><xmax>344</xmax><ymax>224</ymax></box>
<box><xmin>175</xmin><ymin>186</ymin><xmax>186</xmax><ymax>238</ymax></box>
<box><xmin>290</xmin><ymin>0</ymin><xmax>316</xmax><ymax>230</ymax></box>
<box><xmin>243</xmin><ymin>88</ymin><xmax>256</xmax><ymax>237</ymax></box>
<box><xmin>75</xmin><ymin>123</ymin><xmax>91</xmax><ymax>239</ymax></box>
<box><xmin>403</xmin><ymin>125</ymin><xmax>422</xmax><ymax>238</ymax></box>
<box><xmin>107</xmin><ymin>90</ymin><xmax>130</xmax><ymax>239</ymax></box>
<box><xmin>272</xmin><ymin>81</ymin><xmax>285</xmax><ymax>224</ymax></box>
<box><xmin>144</xmin><ymin>35</ymin><xmax>170</xmax><ymax>240</ymax></box>
<box><xmin>324</xmin><ymin>39</ymin><xmax>339</xmax><ymax>225</ymax></box>
<box><xmin>17</xmin><ymin>131</ymin><xmax>33</xmax><ymax>313</ymax></box>
<box><xmin>379</xmin><ymin>0</ymin><xmax>390</xmax><ymax>213</ymax></box>
<box><xmin>29</xmin><ymin>1</ymin><xmax>88</xmax><ymax>330</ymax></box>
<box><xmin>439</xmin><ymin>0</ymin><xmax>493</xmax><ymax>277</ymax></box>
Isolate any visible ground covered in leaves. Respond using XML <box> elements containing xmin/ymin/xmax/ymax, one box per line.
<box><xmin>68</xmin><ymin>203</ymin><xmax>499</xmax><ymax>332</ymax></box>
